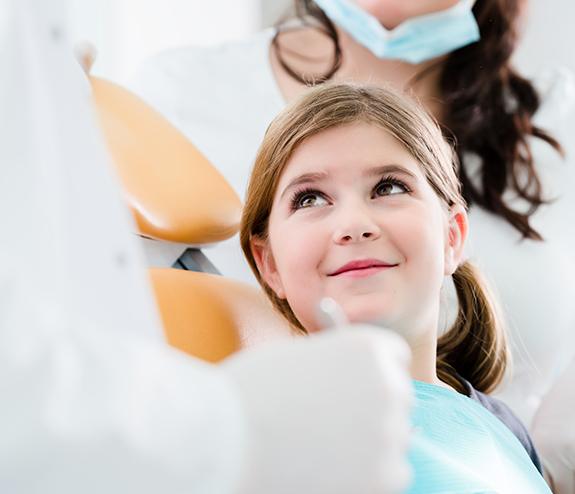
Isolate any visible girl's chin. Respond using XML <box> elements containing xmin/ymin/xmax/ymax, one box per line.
<box><xmin>344</xmin><ymin>304</ymin><xmax>394</xmax><ymax>328</ymax></box>
<box><xmin>294</xmin><ymin>295</ymin><xmax>398</xmax><ymax>332</ymax></box>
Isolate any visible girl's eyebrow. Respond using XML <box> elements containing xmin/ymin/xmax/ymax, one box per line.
<box><xmin>279</xmin><ymin>164</ymin><xmax>418</xmax><ymax>200</ymax></box>
<box><xmin>279</xmin><ymin>171</ymin><xmax>329</xmax><ymax>200</ymax></box>
<box><xmin>364</xmin><ymin>164</ymin><xmax>418</xmax><ymax>180</ymax></box>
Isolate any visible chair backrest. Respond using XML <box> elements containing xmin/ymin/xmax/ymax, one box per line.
<box><xmin>150</xmin><ymin>268</ymin><xmax>294</xmax><ymax>362</ymax></box>
<box><xmin>90</xmin><ymin>75</ymin><xmax>294</xmax><ymax>361</ymax></box>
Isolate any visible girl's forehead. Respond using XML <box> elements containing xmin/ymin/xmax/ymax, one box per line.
<box><xmin>276</xmin><ymin>123</ymin><xmax>426</xmax><ymax>187</ymax></box>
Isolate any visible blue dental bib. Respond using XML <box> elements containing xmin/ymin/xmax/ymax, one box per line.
<box><xmin>407</xmin><ymin>381</ymin><xmax>551</xmax><ymax>493</ymax></box>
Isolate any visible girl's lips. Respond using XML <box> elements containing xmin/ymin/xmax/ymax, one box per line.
<box><xmin>328</xmin><ymin>259</ymin><xmax>398</xmax><ymax>277</ymax></box>
<box><xmin>334</xmin><ymin>265</ymin><xmax>397</xmax><ymax>279</ymax></box>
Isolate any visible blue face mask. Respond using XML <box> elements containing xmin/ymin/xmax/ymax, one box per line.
<box><xmin>313</xmin><ymin>0</ymin><xmax>480</xmax><ymax>64</ymax></box>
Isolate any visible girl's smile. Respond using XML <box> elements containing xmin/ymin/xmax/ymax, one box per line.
<box><xmin>327</xmin><ymin>258</ymin><xmax>399</xmax><ymax>278</ymax></box>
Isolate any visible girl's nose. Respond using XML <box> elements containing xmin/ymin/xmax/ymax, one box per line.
<box><xmin>333</xmin><ymin>207</ymin><xmax>382</xmax><ymax>245</ymax></box>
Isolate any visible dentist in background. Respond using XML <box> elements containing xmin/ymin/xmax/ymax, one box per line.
<box><xmin>132</xmin><ymin>1</ymin><xmax>575</xmax><ymax>491</ymax></box>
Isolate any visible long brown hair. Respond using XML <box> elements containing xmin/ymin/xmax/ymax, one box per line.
<box><xmin>241</xmin><ymin>83</ymin><xmax>507</xmax><ymax>393</ymax></box>
<box><xmin>273</xmin><ymin>0</ymin><xmax>563</xmax><ymax>240</ymax></box>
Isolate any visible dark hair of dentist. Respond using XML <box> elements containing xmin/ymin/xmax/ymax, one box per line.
<box><xmin>272</xmin><ymin>0</ymin><xmax>562</xmax><ymax>240</ymax></box>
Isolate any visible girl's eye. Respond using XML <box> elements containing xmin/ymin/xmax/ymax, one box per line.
<box><xmin>291</xmin><ymin>190</ymin><xmax>328</xmax><ymax>210</ymax></box>
<box><xmin>373</xmin><ymin>178</ymin><xmax>409</xmax><ymax>197</ymax></box>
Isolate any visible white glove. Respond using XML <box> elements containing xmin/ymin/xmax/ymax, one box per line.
<box><xmin>224</xmin><ymin>326</ymin><xmax>414</xmax><ymax>494</ymax></box>
<box><xmin>531</xmin><ymin>358</ymin><xmax>575</xmax><ymax>493</ymax></box>
<box><xmin>1</xmin><ymin>284</ymin><xmax>409</xmax><ymax>494</ymax></box>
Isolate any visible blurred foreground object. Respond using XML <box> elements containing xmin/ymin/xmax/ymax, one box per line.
<box><xmin>0</xmin><ymin>1</ymin><xmax>413</xmax><ymax>493</ymax></box>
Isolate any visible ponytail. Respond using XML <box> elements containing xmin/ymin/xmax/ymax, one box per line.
<box><xmin>437</xmin><ymin>261</ymin><xmax>508</xmax><ymax>394</ymax></box>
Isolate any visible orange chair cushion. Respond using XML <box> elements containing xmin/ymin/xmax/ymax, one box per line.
<box><xmin>150</xmin><ymin>268</ymin><xmax>295</xmax><ymax>362</ymax></box>
<box><xmin>91</xmin><ymin>77</ymin><xmax>242</xmax><ymax>245</ymax></box>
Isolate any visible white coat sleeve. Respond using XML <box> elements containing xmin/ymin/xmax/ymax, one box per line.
<box><xmin>0</xmin><ymin>281</ymin><xmax>247</xmax><ymax>494</ymax></box>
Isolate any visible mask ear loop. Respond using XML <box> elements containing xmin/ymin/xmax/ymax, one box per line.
<box><xmin>272</xmin><ymin>14</ymin><xmax>343</xmax><ymax>85</ymax></box>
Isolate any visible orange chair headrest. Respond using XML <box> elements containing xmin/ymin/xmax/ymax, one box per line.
<box><xmin>91</xmin><ymin>77</ymin><xmax>242</xmax><ymax>245</ymax></box>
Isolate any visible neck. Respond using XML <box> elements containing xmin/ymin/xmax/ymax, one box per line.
<box><xmin>407</xmin><ymin>330</ymin><xmax>443</xmax><ymax>385</ymax></box>
<box><xmin>400</xmin><ymin>314</ymin><xmax>455</xmax><ymax>392</ymax></box>
<box><xmin>337</xmin><ymin>31</ymin><xmax>442</xmax><ymax>92</ymax></box>
<box><xmin>270</xmin><ymin>25</ymin><xmax>446</xmax><ymax>119</ymax></box>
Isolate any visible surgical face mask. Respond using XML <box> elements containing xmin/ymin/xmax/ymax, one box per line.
<box><xmin>313</xmin><ymin>0</ymin><xmax>480</xmax><ymax>64</ymax></box>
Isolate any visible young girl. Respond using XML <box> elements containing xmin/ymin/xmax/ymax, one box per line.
<box><xmin>240</xmin><ymin>83</ymin><xmax>552</xmax><ymax>492</ymax></box>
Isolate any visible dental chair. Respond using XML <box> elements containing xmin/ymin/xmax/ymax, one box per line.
<box><xmin>90</xmin><ymin>75</ymin><xmax>294</xmax><ymax>363</ymax></box>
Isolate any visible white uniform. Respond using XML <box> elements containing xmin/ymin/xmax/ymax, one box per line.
<box><xmin>130</xmin><ymin>30</ymin><xmax>575</xmax><ymax>426</ymax></box>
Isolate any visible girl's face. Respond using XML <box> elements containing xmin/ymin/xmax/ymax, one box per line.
<box><xmin>353</xmin><ymin>0</ymin><xmax>461</xmax><ymax>29</ymax></box>
<box><xmin>252</xmin><ymin>122</ymin><xmax>467</xmax><ymax>340</ymax></box>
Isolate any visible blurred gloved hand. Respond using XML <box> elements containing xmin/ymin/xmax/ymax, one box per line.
<box><xmin>531</xmin><ymin>358</ymin><xmax>575</xmax><ymax>494</ymax></box>
<box><xmin>223</xmin><ymin>325</ymin><xmax>413</xmax><ymax>494</ymax></box>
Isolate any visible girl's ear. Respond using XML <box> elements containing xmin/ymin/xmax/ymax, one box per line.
<box><xmin>444</xmin><ymin>204</ymin><xmax>468</xmax><ymax>276</ymax></box>
<box><xmin>250</xmin><ymin>237</ymin><xmax>286</xmax><ymax>299</ymax></box>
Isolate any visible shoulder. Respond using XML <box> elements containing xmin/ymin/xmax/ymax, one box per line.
<box><xmin>128</xmin><ymin>28</ymin><xmax>280</xmax><ymax>127</ymax></box>
<box><xmin>127</xmin><ymin>28</ymin><xmax>282</xmax><ymax>141</ymax></box>
<box><xmin>463</xmin><ymin>380</ymin><xmax>544</xmax><ymax>474</ymax></box>
<box><xmin>132</xmin><ymin>29</ymin><xmax>275</xmax><ymax>90</ymax></box>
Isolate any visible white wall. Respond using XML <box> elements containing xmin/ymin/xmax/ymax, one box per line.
<box><xmin>68</xmin><ymin>0</ymin><xmax>261</xmax><ymax>83</ymax></box>
<box><xmin>514</xmin><ymin>0</ymin><xmax>575</xmax><ymax>77</ymax></box>
<box><xmin>260</xmin><ymin>0</ymin><xmax>292</xmax><ymax>27</ymax></box>
<box><xmin>513</xmin><ymin>0</ymin><xmax>575</xmax><ymax>161</ymax></box>
<box><xmin>515</xmin><ymin>0</ymin><xmax>575</xmax><ymax>76</ymax></box>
